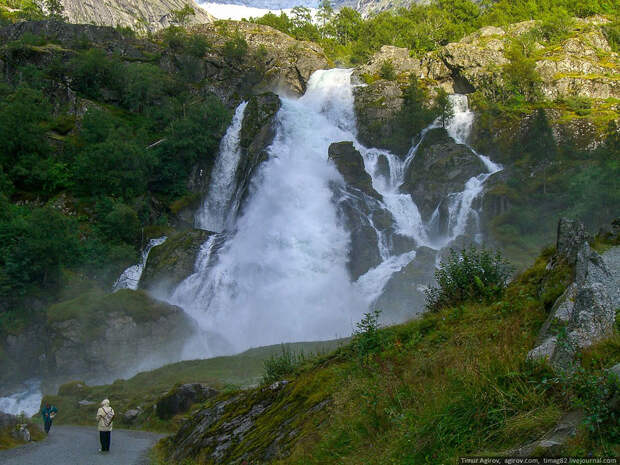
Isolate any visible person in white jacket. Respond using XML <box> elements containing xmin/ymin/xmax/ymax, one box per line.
<box><xmin>96</xmin><ymin>398</ymin><xmax>115</xmax><ymax>452</ymax></box>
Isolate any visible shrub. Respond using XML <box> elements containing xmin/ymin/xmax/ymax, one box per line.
<box><xmin>379</xmin><ymin>60</ymin><xmax>396</xmax><ymax>80</ymax></box>
<box><xmin>222</xmin><ymin>34</ymin><xmax>248</xmax><ymax>63</ymax></box>
<box><xmin>262</xmin><ymin>345</ymin><xmax>305</xmax><ymax>384</ymax></box>
<box><xmin>425</xmin><ymin>247</ymin><xmax>513</xmax><ymax>312</ymax></box>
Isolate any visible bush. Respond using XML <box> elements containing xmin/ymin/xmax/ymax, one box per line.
<box><xmin>262</xmin><ymin>345</ymin><xmax>305</xmax><ymax>384</ymax></box>
<box><xmin>425</xmin><ymin>247</ymin><xmax>513</xmax><ymax>312</ymax></box>
<box><xmin>222</xmin><ymin>34</ymin><xmax>248</xmax><ymax>63</ymax></box>
<box><xmin>379</xmin><ymin>60</ymin><xmax>396</xmax><ymax>80</ymax></box>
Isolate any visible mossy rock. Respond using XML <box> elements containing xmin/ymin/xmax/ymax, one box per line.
<box><xmin>140</xmin><ymin>229</ymin><xmax>212</xmax><ymax>295</ymax></box>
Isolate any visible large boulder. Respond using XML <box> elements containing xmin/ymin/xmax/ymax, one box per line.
<box><xmin>140</xmin><ymin>229</ymin><xmax>212</xmax><ymax>295</ymax></box>
<box><xmin>401</xmin><ymin>128</ymin><xmax>486</xmax><ymax>221</ymax></box>
<box><xmin>46</xmin><ymin>289</ymin><xmax>193</xmax><ymax>384</ymax></box>
<box><xmin>156</xmin><ymin>383</ymin><xmax>218</xmax><ymax>420</ymax></box>
<box><xmin>528</xmin><ymin>220</ymin><xmax>617</xmax><ymax>370</ymax></box>
<box><xmin>374</xmin><ymin>246</ymin><xmax>437</xmax><ymax>322</ymax></box>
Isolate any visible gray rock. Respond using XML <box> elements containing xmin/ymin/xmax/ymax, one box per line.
<box><xmin>0</xmin><ymin>411</ymin><xmax>17</xmax><ymax>429</ymax></box>
<box><xmin>508</xmin><ymin>410</ymin><xmax>584</xmax><ymax>457</ymax></box>
<box><xmin>157</xmin><ymin>384</ymin><xmax>218</xmax><ymax>420</ymax></box>
<box><xmin>529</xmin><ymin>230</ymin><xmax>616</xmax><ymax>369</ymax></box>
<box><xmin>123</xmin><ymin>408</ymin><xmax>143</xmax><ymax>423</ymax></box>
<box><xmin>78</xmin><ymin>399</ymin><xmax>96</xmax><ymax>406</ymax></box>
<box><xmin>601</xmin><ymin>246</ymin><xmax>620</xmax><ymax>310</ymax></box>
<box><xmin>61</xmin><ymin>0</ymin><xmax>214</xmax><ymax>34</ymax></box>
<box><xmin>556</xmin><ymin>217</ymin><xmax>588</xmax><ymax>264</ymax></box>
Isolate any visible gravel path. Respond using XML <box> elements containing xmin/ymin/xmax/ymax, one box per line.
<box><xmin>0</xmin><ymin>425</ymin><xmax>165</xmax><ymax>465</ymax></box>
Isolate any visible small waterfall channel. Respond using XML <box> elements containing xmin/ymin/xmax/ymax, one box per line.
<box><xmin>112</xmin><ymin>236</ymin><xmax>167</xmax><ymax>292</ymax></box>
<box><xmin>165</xmin><ymin>69</ymin><xmax>502</xmax><ymax>357</ymax></box>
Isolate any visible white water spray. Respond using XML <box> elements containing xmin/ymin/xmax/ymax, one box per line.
<box><xmin>196</xmin><ymin>101</ymin><xmax>248</xmax><ymax>232</ymax></box>
<box><xmin>170</xmin><ymin>71</ymin><xmax>502</xmax><ymax>357</ymax></box>
<box><xmin>113</xmin><ymin>236</ymin><xmax>167</xmax><ymax>291</ymax></box>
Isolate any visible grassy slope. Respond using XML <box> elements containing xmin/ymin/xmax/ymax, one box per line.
<box><xmin>42</xmin><ymin>339</ymin><xmax>347</xmax><ymax>432</ymax></box>
<box><xmin>155</xmin><ymin>245</ymin><xmax>618</xmax><ymax>463</ymax></box>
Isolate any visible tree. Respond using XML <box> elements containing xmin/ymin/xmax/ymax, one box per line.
<box><xmin>434</xmin><ymin>88</ymin><xmax>454</xmax><ymax>128</ymax></box>
<box><xmin>44</xmin><ymin>0</ymin><xmax>65</xmax><ymax>20</ymax></box>
<box><xmin>171</xmin><ymin>4</ymin><xmax>195</xmax><ymax>27</ymax></box>
<box><xmin>317</xmin><ymin>0</ymin><xmax>334</xmax><ymax>30</ymax></box>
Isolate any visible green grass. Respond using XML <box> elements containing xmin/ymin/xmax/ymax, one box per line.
<box><xmin>155</xmin><ymin>246</ymin><xmax>618</xmax><ymax>463</ymax></box>
<box><xmin>42</xmin><ymin>339</ymin><xmax>346</xmax><ymax>432</ymax></box>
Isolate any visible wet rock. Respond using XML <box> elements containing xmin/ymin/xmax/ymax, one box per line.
<box><xmin>234</xmin><ymin>92</ymin><xmax>281</xmax><ymax>213</ymax></box>
<box><xmin>0</xmin><ymin>411</ymin><xmax>16</xmax><ymax>429</ymax></box>
<box><xmin>157</xmin><ymin>384</ymin><xmax>218</xmax><ymax>420</ymax></box>
<box><xmin>328</xmin><ymin>142</ymin><xmax>381</xmax><ymax>200</ymax></box>
<box><xmin>78</xmin><ymin>399</ymin><xmax>96</xmax><ymax>407</ymax></box>
<box><xmin>401</xmin><ymin>128</ymin><xmax>485</xmax><ymax>221</ymax></box>
<box><xmin>374</xmin><ymin>246</ymin><xmax>437</xmax><ymax>322</ymax></box>
<box><xmin>140</xmin><ymin>229</ymin><xmax>212</xmax><ymax>295</ymax></box>
<box><xmin>376</xmin><ymin>154</ymin><xmax>391</xmax><ymax>183</ymax></box>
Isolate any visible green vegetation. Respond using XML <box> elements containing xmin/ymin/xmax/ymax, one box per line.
<box><xmin>0</xmin><ymin>416</ymin><xmax>45</xmax><ymax>450</ymax></box>
<box><xmin>0</xmin><ymin>29</ymin><xmax>230</xmax><ymax>335</ymax></box>
<box><xmin>251</xmin><ymin>0</ymin><xmax>617</xmax><ymax>65</ymax></box>
<box><xmin>154</xmin><ymin>247</ymin><xmax>617</xmax><ymax>463</ymax></box>
<box><xmin>425</xmin><ymin>247</ymin><xmax>513</xmax><ymax>312</ymax></box>
<box><xmin>42</xmin><ymin>339</ymin><xmax>346</xmax><ymax>432</ymax></box>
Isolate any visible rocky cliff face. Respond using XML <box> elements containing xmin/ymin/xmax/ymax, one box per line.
<box><xmin>58</xmin><ymin>0</ymin><xmax>214</xmax><ymax>33</ymax></box>
<box><xmin>45</xmin><ymin>289</ymin><xmax>193</xmax><ymax>385</ymax></box>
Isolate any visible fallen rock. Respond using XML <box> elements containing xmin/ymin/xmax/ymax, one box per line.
<box><xmin>123</xmin><ymin>408</ymin><xmax>143</xmax><ymax>423</ymax></box>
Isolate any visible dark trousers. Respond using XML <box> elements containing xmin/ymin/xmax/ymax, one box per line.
<box><xmin>44</xmin><ymin>419</ymin><xmax>52</xmax><ymax>434</ymax></box>
<box><xmin>99</xmin><ymin>431</ymin><xmax>111</xmax><ymax>451</ymax></box>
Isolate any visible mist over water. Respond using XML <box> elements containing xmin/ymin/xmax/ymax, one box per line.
<box><xmin>166</xmin><ymin>69</ymin><xmax>501</xmax><ymax>358</ymax></box>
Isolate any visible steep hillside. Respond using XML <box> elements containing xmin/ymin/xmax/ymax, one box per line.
<box><xmin>156</xmin><ymin>221</ymin><xmax>619</xmax><ymax>463</ymax></box>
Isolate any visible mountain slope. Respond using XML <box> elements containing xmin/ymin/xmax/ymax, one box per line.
<box><xmin>59</xmin><ymin>0</ymin><xmax>214</xmax><ymax>32</ymax></box>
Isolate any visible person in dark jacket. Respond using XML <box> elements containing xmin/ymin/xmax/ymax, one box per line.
<box><xmin>40</xmin><ymin>402</ymin><xmax>58</xmax><ymax>434</ymax></box>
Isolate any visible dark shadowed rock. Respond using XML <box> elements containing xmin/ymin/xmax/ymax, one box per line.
<box><xmin>401</xmin><ymin>128</ymin><xmax>485</xmax><ymax>221</ymax></box>
<box><xmin>328</xmin><ymin>142</ymin><xmax>381</xmax><ymax>200</ymax></box>
<box><xmin>157</xmin><ymin>384</ymin><xmax>218</xmax><ymax>420</ymax></box>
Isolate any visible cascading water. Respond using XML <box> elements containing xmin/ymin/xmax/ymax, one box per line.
<box><xmin>170</xmin><ymin>69</ymin><xmax>501</xmax><ymax>357</ymax></box>
<box><xmin>0</xmin><ymin>380</ymin><xmax>41</xmax><ymax>416</ymax></box>
<box><xmin>113</xmin><ymin>236</ymin><xmax>167</xmax><ymax>291</ymax></box>
<box><xmin>195</xmin><ymin>101</ymin><xmax>248</xmax><ymax>232</ymax></box>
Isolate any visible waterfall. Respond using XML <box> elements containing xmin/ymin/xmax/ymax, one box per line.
<box><xmin>0</xmin><ymin>380</ymin><xmax>42</xmax><ymax>416</ymax></box>
<box><xmin>113</xmin><ymin>236</ymin><xmax>167</xmax><ymax>291</ymax></box>
<box><xmin>169</xmin><ymin>70</ymin><xmax>501</xmax><ymax>357</ymax></box>
<box><xmin>195</xmin><ymin>101</ymin><xmax>248</xmax><ymax>232</ymax></box>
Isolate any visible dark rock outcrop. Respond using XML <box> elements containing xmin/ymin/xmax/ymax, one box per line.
<box><xmin>156</xmin><ymin>383</ymin><xmax>218</xmax><ymax>420</ymax></box>
<box><xmin>401</xmin><ymin>128</ymin><xmax>485</xmax><ymax>221</ymax></box>
<box><xmin>328</xmin><ymin>142</ymin><xmax>397</xmax><ymax>279</ymax></box>
<box><xmin>140</xmin><ymin>229</ymin><xmax>212</xmax><ymax>295</ymax></box>
<box><xmin>556</xmin><ymin>217</ymin><xmax>588</xmax><ymax>265</ymax></box>
<box><xmin>328</xmin><ymin>142</ymin><xmax>381</xmax><ymax>200</ymax></box>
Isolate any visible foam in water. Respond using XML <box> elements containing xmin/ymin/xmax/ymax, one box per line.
<box><xmin>196</xmin><ymin>102</ymin><xmax>248</xmax><ymax>232</ymax></box>
<box><xmin>113</xmin><ymin>236</ymin><xmax>167</xmax><ymax>291</ymax></box>
<box><xmin>170</xmin><ymin>70</ymin><xmax>501</xmax><ymax>357</ymax></box>
<box><xmin>0</xmin><ymin>380</ymin><xmax>42</xmax><ymax>417</ymax></box>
